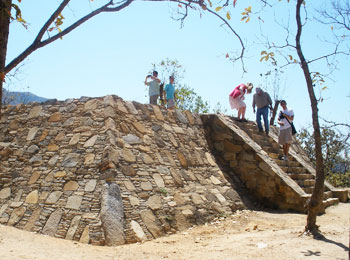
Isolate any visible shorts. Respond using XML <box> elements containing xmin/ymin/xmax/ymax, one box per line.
<box><xmin>278</xmin><ymin>127</ymin><xmax>293</xmax><ymax>145</ymax></box>
<box><xmin>167</xmin><ymin>99</ymin><xmax>175</xmax><ymax>109</ymax></box>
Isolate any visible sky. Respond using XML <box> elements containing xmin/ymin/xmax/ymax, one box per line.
<box><xmin>5</xmin><ymin>0</ymin><xmax>350</xmax><ymax>131</ymax></box>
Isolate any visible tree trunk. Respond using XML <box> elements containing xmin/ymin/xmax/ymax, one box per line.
<box><xmin>295</xmin><ymin>0</ymin><xmax>325</xmax><ymax>233</ymax></box>
<box><xmin>270</xmin><ymin>100</ymin><xmax>280</xmax><ymax>126</ymax></box>
<box><xmin>0</xmin><ymin>0</ymin><xmax>12</xmax><ymax>118</ymax></box>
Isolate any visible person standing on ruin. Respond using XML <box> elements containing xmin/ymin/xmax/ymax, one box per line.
<box><xmin>252</xmin><ymin>87</ymin><xmax>273</xmax><ymax>135</ymax></box>
<box><xmin>277</xmin><ymin>100</ymin><xmax>294</xmax><ymax>161</ymax></box>
<box><xmin>164</xmin><ymin>75</ymin><xmax>176</xmax><ymax>110</ymax></box>
<box><xmin>229</xmin><ymin>83</ymin><xmax>253</xmax><ymax>122</ymax></box>
<box><xmin>144</xmin><ymin>71</ymin><xmax>161</xmax><ymax>105</ymax></box>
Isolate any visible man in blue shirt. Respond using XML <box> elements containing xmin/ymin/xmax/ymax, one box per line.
<box><xmin>144</xmin><ymin>71</ymin><xmax>161</xmax><ymax>105</ymax></box>
<box><xmin>164</xmin><ymin>76</ymin><xmax>176</xmax><ymax>110</ymax></box>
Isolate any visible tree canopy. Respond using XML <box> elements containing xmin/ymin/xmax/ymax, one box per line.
<box><xmin>297</xmin><ymin>126</ymin><xmax>350</xmax><ymax>187</ymax></box>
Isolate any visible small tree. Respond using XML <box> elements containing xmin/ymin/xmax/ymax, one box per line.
<box><xmin>150</xmin><ymin>58</ymin><xmax>227</xmax><ymax>114</ymax></box>
<box><xmin>255</xmin><ymin>0</ymin><xmax>349</xmax><ymax>233</ymax></box>
<box><xmin>297</xmin><ymin>126</ymin><xmax>350</xmax><ymax>187</ymax></box>
<box><xmin>149</xmin><ymin>59</ymin><xmax>186</xmax><ymax>106</ymax></box>
<box><xmin>212</xmin><ymin>101</ymin><xmax>228</xmax><ymax>114</ymax></box>
<box><xmin>176</xmin><ymin>84</ymin><xmax>210</xmax><ymax>113</ymax></box>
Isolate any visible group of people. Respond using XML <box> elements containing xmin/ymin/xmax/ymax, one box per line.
<box><xmin>144</xmin><ymin>71</ymin><xmax>176</xmax><ymax>110</ymax></box>
<box><xmin>144</xmin><ymin>73</ymin><xmax>294</xmax><ymax>161</ymax></box>
<box><xmin>229</xmin><ymin>83</ymin><xmax>294</xmax><ymax>161</ymax></box>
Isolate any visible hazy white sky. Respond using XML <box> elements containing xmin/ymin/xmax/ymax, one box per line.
<box><xmin>5</xmin><ymin>0</ymin><xmax>350</xmax><ymax>130</ymax></box>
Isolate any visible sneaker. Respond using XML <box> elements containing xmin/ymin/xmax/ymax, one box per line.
<box><xmin>283</xmin><ymin>156</ymin><xmax>288</xmax><ymax>161</ymax></box>
<box><xmin>278</xmin><ymin>155</ymin><xmax>284</xmax><ymax>160</ymax></box>
<box><xmin>241</xmin><ymin>118</ymin><xmax>248</xmax><ymax>122</ymax></box>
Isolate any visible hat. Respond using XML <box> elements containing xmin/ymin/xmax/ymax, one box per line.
<box><xmin>256</xmin><ymin>87</ymin><xmax>262</xmax><ymax>93</ymax></box>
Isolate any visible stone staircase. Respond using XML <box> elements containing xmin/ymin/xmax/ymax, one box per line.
<box><xmin>232</xmin><ymin>117</ymin><xmax>342</xmax><ymax>209</ymax></box>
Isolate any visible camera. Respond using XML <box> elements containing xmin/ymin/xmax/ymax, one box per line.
<box><xmin>147</xmin><ymin>75</ymin><xmax>152</xmax><ymax>78</ymax></box>
<box><xmin>278</xmin><ymin>111</ymin><xmax>285</xmax><ymax>120</ymax></box>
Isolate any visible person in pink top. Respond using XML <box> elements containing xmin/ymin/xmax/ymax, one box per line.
<box><xmin>229</xmin><ymin>83</ymin><xmax>253</xmax><ymax>122</ymax></box>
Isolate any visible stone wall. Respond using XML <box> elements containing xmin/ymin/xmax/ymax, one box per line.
<box><xmin>0</xmin><ymin>96</ymin><xmax>247</xmax><ymax>245</ymax></box>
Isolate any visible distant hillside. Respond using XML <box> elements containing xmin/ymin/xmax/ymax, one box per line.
<box><xmin>2</xmin><ymin>89</ymin><xmax>48</xmax><ymax>105</ymax></box>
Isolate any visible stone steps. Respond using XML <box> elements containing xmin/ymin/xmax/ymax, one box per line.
<box><xmin>281</xmin><ymin>166</ymin><xmax>309</xmax><ymax>174</ymax></box>
<box><xmin>265</xmin><ymin>146</ymin><xmax>280</xmax><ymax>154</ymax></box>
<box><xmin>222</xmin><ymin>117</ymin><xmax>346</xmax><ymax>210</ymax></box>
<box><xmin>303</xmin><ymin>186</ymin><xmax>314</xmax><ymax>194</ymax></box>
<box><xmin>237</xmin><ymin>120</ymin><xmax>339</xmax><ymax>208</ymax></box>
<box><xmin>287</xmin><ymin>173</ymin><xmax>315</xmax><ymax>180</ymax></box>
<box><xmin>323</xmin><ymin>191</ymin><xmax>333</xmax><ymax>200</ymax></box>
<box><xmin>275</xmin><ymin>158</ymin><xmax>298</xmax><ymax>165</ymax></box>
<box><xmin>323</xmin><ymin>197</ymin><xmax>339</xmax><ymax>208</ymax></box>
<box><xmin>295</xmin><ymin>179</ymin><xmax>316</xmax><ymax>188</ymax></box>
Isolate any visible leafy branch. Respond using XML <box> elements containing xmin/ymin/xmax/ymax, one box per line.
<box><xmin>5</xmin><ymin>0</ymin><xmax>134</xmax><ymax>74</ymax></box>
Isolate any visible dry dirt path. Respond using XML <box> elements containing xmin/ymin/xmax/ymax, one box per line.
<box><xmin>0</xmin><ymin>203</ymin><xmax>348</xmax><ymax>260</ymax></box>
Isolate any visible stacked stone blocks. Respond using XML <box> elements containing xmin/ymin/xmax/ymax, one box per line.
<box><xmin>201</xmin><ymin>114</ymin><xmax>308</xmax><ymax>212</ymax></box>
<box><xmin>0</xmin><ymin>96</ymin><xmax>246</xmax><ymax>245</ymax></box>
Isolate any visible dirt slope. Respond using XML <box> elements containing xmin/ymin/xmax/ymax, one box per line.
<box><xmin>0</xmin><ymin>203</ymin><xmax>348</xmax><ymax>260</ymax></box>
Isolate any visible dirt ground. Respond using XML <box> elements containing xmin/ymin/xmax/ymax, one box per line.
<box><xmin>0</xmin><ymin>203</ymin><xmax>348</xmax><ymax>260</ymax></box>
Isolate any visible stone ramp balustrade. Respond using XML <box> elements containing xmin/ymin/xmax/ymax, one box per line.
<box><xmin>201</xmin><ymin>114</ymin><xmax>309</xmax><ymax>213</ymax></box>
<box><xmin>231</xmin><ymin>117</ymin><xmax>348</xmax><ymax>208</ymax></box>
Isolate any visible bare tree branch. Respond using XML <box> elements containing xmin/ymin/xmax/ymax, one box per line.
<box><xmin>205</xmin><ymin>7</ymin><xmax>246</xmax><ymax>72</ymax></box>
<box><xmin>33</xmin><ymin>0</ymin><xmax>70</xmax><ymax>44</ymax></box>
<box><xmin>5</xmin><ymin>0</ymin><xmax>250</xmax><ymax>75</ymax></box>
<box><xmin>5</xmin><ymin>0</ymin><xmax>133</xmax><ymax>74</ymax></box>
<box><xmin>317</xmin><ymin>0</ymin><xmax>350</xmax><ymax>33</ymax></box>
